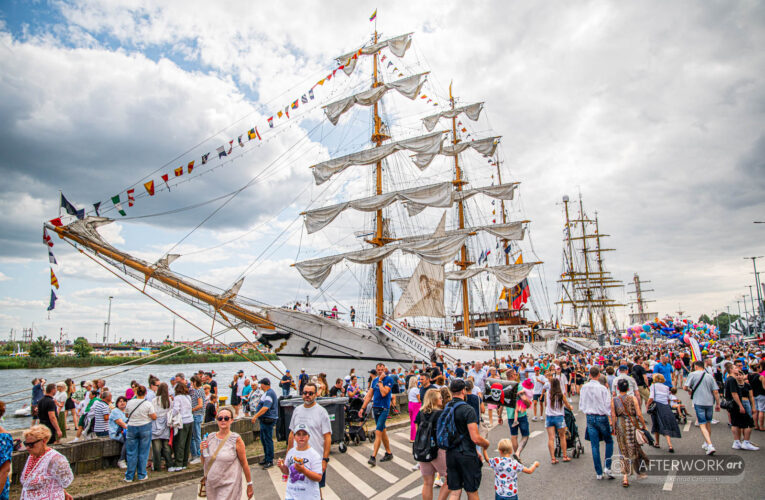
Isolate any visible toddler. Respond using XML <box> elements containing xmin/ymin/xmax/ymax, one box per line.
<box><xmin>489</xmin><ymin>439</ymin><xmax>539</xmax><ymax>500</ymax></box>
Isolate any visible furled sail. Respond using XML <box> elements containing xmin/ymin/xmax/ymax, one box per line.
<box><xmin>294</xmin><ymin>233</ymin><xmax>467</xmax><ymax>288</ymax></box>
<box><xmin>304</xmin><ymin>181</ymin><xmax>453</xmax><ymax>234</ymax></box>
<box><xmin>337</xmin><ymin>33</ymin><xmax>413</xmax><ymax>76</ymax></box>
<box><xmin>311</xmin><ymin>131</ymin><xmax>445</xmax><ymax>185</ymax></box>
<box><xmin>406</xmin><ymin>183</ymin><xmax>518</xmax><ymax>216</ymax></box>
<box><xmin>445</xmin><ymin>263</ymin><xmax>536</xmax><ymax>288</ymax></box>
<box><xmin>324</xmin><ymin>73</ymin><xmax>428</xmax><ymax>125</ymax></box>
<box><xmin>412</xmin><ymin>136</ymin><xmax>501</xmax><ymax>169</ymax></box>
<box><xmin>397</xmin><ymin>221</ymin><xmax>525</xmax><ymax>244</ymax></box>
<box><xmin>422</xmin><ymin>102</ymin><xmax>484</xmax><ymax>132</ymax></box>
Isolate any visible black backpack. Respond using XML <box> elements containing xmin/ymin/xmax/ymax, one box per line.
<box><xmin>413</xmin><ymin>411</ymin><xmax>439</xmax><ymax>462</ymax></box>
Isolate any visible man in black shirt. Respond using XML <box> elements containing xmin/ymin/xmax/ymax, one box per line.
<box><xmin>419</xmin><ymin>372</ymin><xmax>435</xmax><ymax>403</ymax></box>
<box><xmin>204</xmin><ymin>372</ymin><xmax>217</xmax><ymax>396</ymax></box>
<box><xmin>37</xmin><ymin>383</ymin><xmax>61</xmax><ymax>444</ymax></box>
<box><xmin>455</xmin><ymin>362</ymin><xmax>465</xmax><ymax>379</ymax></box>
<box><xmin>631</xmin><ymin>356</ymin><xmax>649</xmax><ymax>408</ymax></box>
<box><xmin>329</xmin><ymin>378</ymin><xmax>344</xmax><ymax>397</ymax></box>
<box><xmin>445</xmin><ymin>378</ymin><xmax>489</xmax><ymax>499</ymax></box>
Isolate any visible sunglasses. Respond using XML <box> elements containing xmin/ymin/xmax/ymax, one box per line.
<box><xmin>23</xmin><ymin>439</ymin><xmax>40</xmax><ymax>447</ymax></box>
<box><xmin>216</xmin><ymin>416</ymin><xmax>231</xmax><ymax>422</ymax></box>
<box><xmin>302</xmin><ymin>391</ymin><xmax>316</xmax><ymax>396</ymax></box>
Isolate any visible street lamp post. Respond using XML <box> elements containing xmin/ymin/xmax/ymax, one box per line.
<box><xmin>105</xmin><ymin>296</ymin><xmax>114</xmax><ymax>345</ymax></box>
<box><xmin>747</xmin><ymin>286</ymin><xmax>756</xmax><ymax>321</ymax></box>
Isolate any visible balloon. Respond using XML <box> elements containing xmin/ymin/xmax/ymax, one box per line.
<box><xmin>640</xmin><ymin>332</ymin><xmax>649</xmax><ymax>339</ymax></box>
<box><xmin>683</xmin><ymin>334</ymin><xmax>690</xmax><ymax>344</ymax></box>
<box><xmin>702</xmin><ymin>349</ymin><xmax>708</xmax><ymax>355</ymax></box>
<box><xmin>622</xmin><ymin>332</ymin><xmax>631</xmax><ymax>340</ymax></box>
<box><xmin>642</xmin><ymin>325</ymin><xmax>651</xmax><ymax>332</ymax></box>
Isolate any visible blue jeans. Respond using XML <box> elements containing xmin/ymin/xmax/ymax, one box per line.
<box><xmin>496</xmin><ymin>495</ymin><xmax>518</xmax><ymax>500</ymax></box>
<box><xmin>694</xmin><ymin>405</ymin><xmax>714</xmax><ymax>424</ymax></box>
<box><xmin>282</xmin><ymin>387</ymin><xmax>290</xmax><ymax>397</ymax></box>
<box><xmin>191</xmin><ymin>414</ymin><xmax>202</xmax><ymax>458</ymax></box>
<box><xmin>509</xmin><ymin>414</ymin><xmax>529</xmax><ymax>437</ymax></box>
<box><xmin>585</xmin><ymin>414</ymin><xmax>613</xmax><ymax>476</ymax></box>
<box><xmin>259</xmin><ymin>419</ymin><xmax>275</xmax><ymax>462</ymax></box>
<box><xmin>125</xmin><ymin>423</ymin><xmax>152</xmax><ymax>480</ymax></box>
<box><xmin>742</xmin><ymin>399</ymin><xmax>752</xmax><ymax>417</ymax></box>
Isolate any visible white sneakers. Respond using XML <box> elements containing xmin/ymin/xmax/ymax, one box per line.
<box><xmin>167</xmin><ymin>466</ymin><xmax>181</xmax><ymax>472</ymax></box>
<box><xmin>732</xmin><ymin>440</ymin><xmax>742</xmax><ymax>450</ymax></box>
<box><xmin>117</xmin><ymin>460</ymin><xmax>127</xmax><ymax>469</ymax></box>
<box><xmin>740</xmin><ymin>441</ymin><xmax>759</xmax><ymax>451</ymax></box>
<box><xmin>189</xmin><ymin>457</ymin><xmax>201</xmax><ymax>465</ymax></box>
<box><xmin>604</xmin><ymin>469</ymin><xmax>614</xmax><ymax>479</ymax></box>
<box><xmin>410</xmin><ymin>463</ymin><xmax>420</xmax><ymax>471</ymax></box>
<box><xmin>433</xmin><ymin>478</ymin><xmax>443</xmax><ymax>487</ymax></box>
<box><xmin>705</xmin><ymin>444</ymin><xmax>716</xmax><ymax>455</ymax></box>
<box><xmin>711</xmin><ymin>419</ymin><xmax>719</xmax><ymax>424</ymax></box>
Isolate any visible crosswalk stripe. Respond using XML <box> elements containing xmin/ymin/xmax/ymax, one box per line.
<box><xmin>388</xmin><ymin>438</ymin><xmax>413</xmax><ymax>454</ymax></box>
<box><xmin>344</xmin><ymin>446</ymin><xmax>397</xmax><ymax>483</ymax></box>
<box><xmin>369</xmin><ymin>471</ymin><xmax>421</xmax><ymax>500</ymax></box>
<box><xmin>265</xmin><ymin>464</ymin><xmax>286</xmax><ymax>500</ymax></box>
<box><xmin>322</xmin><ymin>484</ymin><xmax>341</xmax><ymax>500</ymax></box>
<box><xmin>328</xmin><ymin>458</ymin><xmax>377</xmax><ymax>497</ymax></box>
<box><xmin>156</xmin><ymin>494</ymin><xmax>173</xmax><ymax>500</ymax></box>
<box><xmin>399</xmin><ymin>484</ymin><xmax>423</xmax><ymax>499</ymax></box>
<box><xmin>683</xmin><ymin>419</ymin><xmax>692</xmax><ymax>432</ymax></box>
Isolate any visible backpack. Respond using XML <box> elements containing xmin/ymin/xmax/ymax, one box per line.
<box><xmin>413</xmin><ymin>411</ymin><xmax>439</xmax><ymax>462</ymax></box>
<box><xmin>436</xmin><ymin>400</ymin><xmax>466</xmax><ymax>450</ymax></box>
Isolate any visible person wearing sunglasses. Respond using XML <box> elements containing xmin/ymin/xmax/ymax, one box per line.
<box><xmin>19</xmin><ymin>425</ymin><xmax>74</xmax><ymax>500</ymax></box>
<box><xmin>200</xmin><ymin>407</ymin><xmax>253</xmax><ymax>499</ymax></box>
<box><xmin>287</xmin><ymin>382</ymin><xmax>332</xmax><ymax>493</ymax></box>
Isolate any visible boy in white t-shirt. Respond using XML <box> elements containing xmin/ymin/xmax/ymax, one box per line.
<box><xmin>278</xmin><ymin>424</ymin><xmax>322</xmax><ymax>500</ymax></box>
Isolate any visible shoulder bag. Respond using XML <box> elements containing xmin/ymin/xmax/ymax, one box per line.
<box><xmin>689</xmin><ymin>373</ymin><xmax>706</xmax><ymax>400</ymax></box>
<box><xmin>620</xmin><ymin>395</ymin><xmax>653</xmax><ymax>446</ymax></box>
<box><xmin>198</xmin><ymin>433</ymin><xmax>230</xmax><ymax>497</ymax></box>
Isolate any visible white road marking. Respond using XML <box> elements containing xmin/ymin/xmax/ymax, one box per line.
<box><xmin>344</xmin><ymin>445</ymin><xmax>397</xmax><ymax>482</ymax></box>
<box><xmin>265</xmin><ymin>464</ymin><xmax>286</xmax><ymax>500</ymax></box>
<box><xmin>322</xmin><ymin>484</ymin><xmax>341</xmax><ymax>500</ymax></box>
<box><xmin>388</xmin><ymin>438</ymin><xmax>413</xmax><ymax>454</ymax></box>
<box><xmin>156</xmin><ymin>494</ymin><xmax>173</xmax><ymax>500</ymax></box>
<box><xmin>663</xmin><ymin>471</ymin><xmax>676</xmax><ymax>491</ymax></box>
<box><xmin>400</xmin><ymin>484</ymin><xmax>423</xmax><ymax>499</ymax></box>
<box><xmin>530</xmin><ymin>430</ymin><xmax>544</xmax><ymax>438</ymax></box>
<box><xmin>369</xmin><ymin>471</ymin><xmax>422</xmax><ymax>500</ymax></box>
<box><xmin>683</xmin><ymin>419</ymin><xmax>692</xmax><ymax>432</ymax></box>
<box><xmin>328</xmin><ymin>458</ymin><xmax>377</xmax><ymax>497</ymax></box>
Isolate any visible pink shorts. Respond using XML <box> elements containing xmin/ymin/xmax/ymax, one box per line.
<box><xmin>420</xmin><ymin>449</ymin><xmax>447</xmax><ymax>477</ymax></box>
<box><xmin>487</xmin><ymin>404</ymin><xmax>498</xmax><ymax>410</ymax></box>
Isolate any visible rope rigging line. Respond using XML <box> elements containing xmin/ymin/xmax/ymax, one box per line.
<box><xmin>59</xmin><ymin>236</ymin><xmax>284</xmax><ymax>379</ymax></box>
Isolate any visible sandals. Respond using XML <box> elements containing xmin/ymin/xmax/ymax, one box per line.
<box><xmin>622</xmin><ymin>479</ymin><xmax>629</xmax><ymax>488</ymax></box>
<box><xmin>551</xmin><ymin>458</ymin><xmax>559</xmax><ymax>464</ymax></box>
<box><xmin>562</xmin><ymin>456</ymin><xmax>571</xmax><ymax>462</ymax></box>
<box><xmin>652</xmin><ymin>444</ymin><xmax>660</xmax><ymax>449</ymax></box>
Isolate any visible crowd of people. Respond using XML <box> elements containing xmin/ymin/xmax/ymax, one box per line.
<box><xmin>1</xmin><ymin>338</ymin><xmax>763</xmax><ymax>499</ymax></box>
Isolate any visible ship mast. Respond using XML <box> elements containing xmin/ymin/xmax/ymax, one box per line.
<box><xmin>578</xmin><ymin>197</ymin><xmax>597</xmax><ymax>335</ymax></box>
<box><xmin>628</xmin><ymin>273</ymin><xmax>655</xmax><ymax>324</ymax></box>
<box><xmin>561</xmin><ymin>196</ymin><xmax>578</xmax><ymax>326</ymax></box>
<box><xmin>593</xmin><ymin>214</ymin><xmax>608</xmax><ymax>332</ymax></box>
<box><xmin>450</xmin><ymin>84</ymin><xmax>472</xmax><ymax>337</ymax></box>
<box><xmin>495</xmin><ymin>155</ymin><xmax>510</xmax><ymax>267</ymax></box>
<box><xmin>370</xmin><ymin>29</ymin><xmax>390</xmax><ymax>326</ymax></box>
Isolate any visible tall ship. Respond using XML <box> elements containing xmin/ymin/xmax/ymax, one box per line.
<box><xmin>556</xmin><ymin>195</ymin><xmax>624</xmax><ymax>342</ymax></box>
<box><xmin>46</xmin><ymin>26</ymin><xmax>562</xmax><ymax>373</ymax></box>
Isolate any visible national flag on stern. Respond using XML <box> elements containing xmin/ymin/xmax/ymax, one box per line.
<box><xmin>187</xmin><ymin>160</ymin><xmax>195</xmax><ymax>173</ymax></box>
<box><xmin>127</xmin><ymin>188</ymin><xmax>135</xmax><ymax>207</ymax></box>
<box><xmin>217</xmin><ymin>146</ymin><xmax>226</xmax><ymax>158</ymax></box>
<box><xmin>50</xmin><ymin>268</ymin><xmax>59</xmax><ymax>289</ymax></box>
<box><xmin>369</xmin><ymin>9</ymin><xmax>377</xmax><ymax>21</ymax></box>
<box><xmin>510</xmin><ymin>253</ymin><xmax>530</xmax><ymax>310</ymax></box>
<box><xmin>143</xmin><ymin>180</ymin><xmax>155</xmax><ymax>196</ymax></box>
<box><xmin>111</xmin><ymin>195</ymin><xmax>126</xmax><ymax>216</ymax></box>
<box><xmin>43</xmin><ymin>228</ymin><xmax>53</xmax><ymax>248</ymax></box>
<box><xmin>47</xmin><ymin>290</ymin><xmax>57</xmax><ymax>311</ymax></box>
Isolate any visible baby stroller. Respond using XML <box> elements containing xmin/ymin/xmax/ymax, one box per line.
<box><xmin>554</xmin><ymin>407</ymin><xmax>585</xmax><ymax>458</ymax></box>
<box><xmin>342</xmin><ymin>398</ymin><xmax>368</xmax><ymax>450</ymax></box>
<box><xmin>672</xmin><ymin>404</ymin><xmax>688</xmax><ymax>424</ymax></box>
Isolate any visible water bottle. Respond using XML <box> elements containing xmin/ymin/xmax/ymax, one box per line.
<box><xmin>201</xmin><ymin>433</ymin><xmax>210</xmax><ymax>458</ymax></box>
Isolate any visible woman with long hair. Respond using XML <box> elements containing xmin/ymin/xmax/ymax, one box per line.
<box><xmin>407</xmin><ymin>376</ymin><xmax>421</xmax><ymax>443</ymax></box>
<box><xmin>317</xmin><ymin>373</ymin><xmax>329</xmax><ymax>397</ymax></box>
<box><xmin>611</xmin><ymin>378</ymin><xmax>648</xmax><ymax>487</ymax></box>
<box><xmin>64</xmin><ymin>378</ymin><xmax>77</xmax><ymax>432</ymax></box>
<box><xmin>544</xmin><ymin>377</ymin><xmax>573</xmax><ymax>464</ymax></box>
<box><xmin>151</xmin><ymin>383</ymin><xmax>172</xmax><ymax>471</ymax></box>
<box><xmin>415</xmin><ymin>390</ymin><xmax>450</xmax><ymax>500</ymax></box>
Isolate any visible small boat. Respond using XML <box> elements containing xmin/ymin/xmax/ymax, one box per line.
<box><xmin>14</xmin><ymin>405</ymin><xmax>31</xmax><ymax>417</ymax></box>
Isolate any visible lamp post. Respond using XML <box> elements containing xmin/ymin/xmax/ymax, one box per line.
<box><xmin>105</xmin><ymin>296</ymin><xmax>114</xmax><ymax>345</ymax></box>
<box><xmin>744</xmin><ymin>256</ymin><xmax>764</xmax><ymax>317</ymax></box>
<box><xmin>747</xmin><ymin>286</ymin><xmax>756</xmax><ymax>321</ymax></box>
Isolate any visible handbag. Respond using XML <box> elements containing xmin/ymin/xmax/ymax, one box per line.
<box><xmin>198</xmin><ymin>433</ymin><xmax>229</xmax><ymax>497</ymax></box>
<box><xmin>689</xmin><ymin>373</ymin><xmax>706</xmax><ymax>400</ymax></box>
<box><xmin>619</xmin><ymin>396</ymin><xmax>653</xmax><ymax>447</ymax></box>
<box><xmin>646</xmin><ymin>402</ymin><xmax>657</xmax><ymax>414</ymax></box>
<box><xmin>720</xmin><ymin>398</ymin><xmax>734</xmax><ymax>411</ymax></box>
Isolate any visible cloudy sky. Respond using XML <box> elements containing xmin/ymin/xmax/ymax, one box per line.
<box><xmin>1</xmin><ymin>0</ymin><xmax>763</xmax><ymax>344</ymax></box>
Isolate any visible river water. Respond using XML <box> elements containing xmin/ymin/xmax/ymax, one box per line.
<box><xmin>0</xmin><ymin>359</ymin><xmax>355</xmax><ymax>430</ymax></box>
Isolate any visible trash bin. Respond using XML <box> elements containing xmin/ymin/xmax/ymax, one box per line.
<box><xmin>277</xmin><ymin>396</ymin><xmax>348</xmax><ymax>449</ymax></box>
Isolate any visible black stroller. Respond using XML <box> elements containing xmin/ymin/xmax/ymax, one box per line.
<box><xmin>554</xmin><ymin>407</ymin><xmax>585</xmax><ymax>458</ymax></box>
<box><xmin>342</xmin><ymin>397</ymin><xmax>368</xmax><ymax>449</ymax></box>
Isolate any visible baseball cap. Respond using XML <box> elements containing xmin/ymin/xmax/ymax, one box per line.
<box><xmin>295</xmin><ymin>423</ymin><xmax>310</xmax><ymax>434</ymax></box>
<box><xmin>260</xmin><ymin>378</ymin><xmax>271</xmax><ymax>386</ymax></box>
<box><xmin>237</xmin><ymin>370</ymin><xmax>244</xmax><ymax>374</ymax></box>
<box><xmin>618</xmin><ymin>365</ymin><xmax>628</xmax><ymax>371</ymax></box>
<box><xmin>449</xmin><ymin>378</ymin><xmax>466</xmax><ymax>393</ymax></box>
<box><xmin>286</xmin><ymin>369</ymin><xmax>290</xmax><ymax>373</ymax></box>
